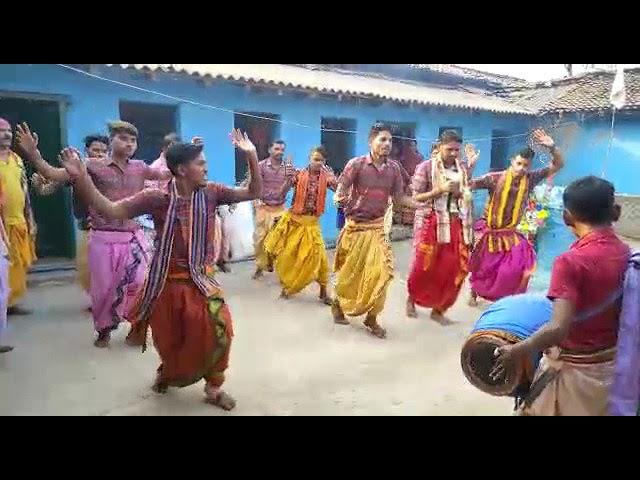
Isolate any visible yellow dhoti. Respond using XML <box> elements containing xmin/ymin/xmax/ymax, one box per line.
<box><xmin>253</xmin><ymin>203</ymin><xmax>285</xmax><ymax>271</ymax></box>
<box><xmin>264</xmin><ymin>212</ymin><xmax>329</xmax><ymax>295</ymax></box>
<box><xmin>7</xmin><ymin>222</ymin><xmax>36</xmax><ymax>307</ymax></box>
<box><xmin>334</xmin><ymin>218</ymin><xmax>393</xmax><ymax>317</ymax></box>
<box><xmin>519</xmin><ymin>347</ymin><xmax>615</xmax><ymax>416</ymax></box>
<box><xmin>76</xmin><ymin>229</ymin><xmax>90</xmax><ymax>293</ymax></box>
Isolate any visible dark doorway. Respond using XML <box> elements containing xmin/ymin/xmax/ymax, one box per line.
<box><xmin>377</xmin><ymin>120</ymin><xmax>417</xmax><ymax>161</ymax></box>
<box><xmin>0</xmin><ymin>94</ymin><xmax>75</xmax><ymax>259</ymax></box>
<box><xmin>320</xmin><ymin>117</ymin><xmax>356</xmax><ymax>175</ymax></box>
<box><xmin>119</xmin><ymin>101</ymin><xmax>178</xmax><ymax>164</ymax></box>
<box><xmin>234</xmin><ymin>112</ymin><xmax>281</xmax><ymax>183</ymax></box>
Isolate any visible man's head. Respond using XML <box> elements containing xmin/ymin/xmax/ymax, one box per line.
<box><xmin>510</xmin><ymin>147</ymin><xmax>535</xmax><ymax>177</ymax></box>
<box><xmin>161</xmin><ymin>132</ymin><xmax>181</xmax><ymax>154</ymax></box>
<box><xmin>269</xmin><ymin>140</ymin><xmax>286</xmax><ymax>161</ymax></box>
<box><xmin>84</xmin><ymin>134</ymin><xmax>109</xmax><ymax>159</ymax></box>
<box><xmin>107</xmin><ymin>121</ymin><xmax>138</xmax><ymax>158</ymax></box>
<box><xmin>166</xmin><ymin>142</ymin><xmax>207</xmax><ymax>188</ymax></box>
<box><xmin>308</xmin><ymin>146</ymin><xmax>328</xmax><ymax>172</ymax></box>
<box><xmin>407</xmin><ymin>139</ymin><xmax>418</xmax><ymax>154</ymax></box>
<box><xmin>0</xmin><ymin>118</ymin><xmax>12</xmax><ymax>149</ymax></box>
<box><xmin>562</xmin><ymin>175</ymin><xmax>619</xmax><ymax>235</ymax></box>
<box><xmin>368</xmin><ymin>123</ymin><xmax>393</xmax><ymax>158</ymax></box>
<box><xmin>438</xmin><ymin>130</ymin><xmax>462</xmax><ymax>165</ymax></box>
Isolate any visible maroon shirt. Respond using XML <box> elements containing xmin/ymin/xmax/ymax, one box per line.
<box><xmin>258</xmin><ymin>157</ymin><xmax>293</xmax><ymax>206</ymax></box>
<box><xmin>86</xmin><ymin>157</ymin><xmax>166</xmax><ymax>231</ymax></box>
<box><xmin>121</xmin><ymin>183</ymin><xmax>246</xmax><ymax>267</ymax></box>
<box><xmin>548</xmin><ymin>228</ymin><xmax>629</xmax><ymax>352</ymax></box>
<box><xmin>337</xmin><ymin>154</ymin><xmax>404</xmax><ymax>222</ymax></box>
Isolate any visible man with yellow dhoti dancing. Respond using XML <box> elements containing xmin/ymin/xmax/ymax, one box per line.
<box><xmin>264</xmin><ymin>146</ymin><xmax>337</xmax><ymax>304</ymax></box>
<box><xmin>252</xmin><ymin>139</ymin><xmax>294</xmax><ymax>279</ymax></box>
<box><xmin>332</xmin><ymin>123</ymin><xmax>415</xmax><ymax>339</ymax></box>
<box><xmin>0</xmin><ymin>118</ymin><xmax>37</xmax><ymax>316</ymax></box>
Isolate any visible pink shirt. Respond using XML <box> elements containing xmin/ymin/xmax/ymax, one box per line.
<box><xmin>258</xmin><ymin>158</ymin><xmax>293</xmax><ymax>206</ymax></box>
<box><xmin>87</xmin><ymin>157</ymin><xmax>164</xmax><ymax>232</ymax></box>
<box><xmin>145</xmin><ymin>154</ymin><xmax>171</xmax><ymax>192</ymax></box>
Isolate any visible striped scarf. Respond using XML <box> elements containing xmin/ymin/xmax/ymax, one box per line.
<box><xmin>428</xmin><ymin>156</ymin><xmax>473</xmax><ymax>245</ymax></box>
<box><xmin>485</xmin><ymin>169</ymin><xmax>529</xmax><ymax>253</ymax></box>
<box><xmin>291</xmin><ymin>169</ymin><xmax>328</xmax><ymax>216</ymax></box>
<box><xmin>14</xmin><ymin>153</ymin><xmax>37</xmax><ymax>236</ymax></box>
<box><xmin>134</xmin><ymin>180</ymin><xmax>221</xmax><ymax>326</ymax></box>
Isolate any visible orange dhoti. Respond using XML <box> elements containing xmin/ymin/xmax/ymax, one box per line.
<box><xmin>130</xmin><ymin>269</ymin><xmax>234</xmax><ymax>388</ymax></box>
<box><xmin>407</xmin><ymin>212</ymin><xmax>469</xmax><ymax>313</ymax></box>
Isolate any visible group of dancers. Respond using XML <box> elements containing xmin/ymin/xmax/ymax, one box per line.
<box><xmin>1</xmin><ymin>115</ymin><xmax>635</xmax><ymax>415</ymax></box>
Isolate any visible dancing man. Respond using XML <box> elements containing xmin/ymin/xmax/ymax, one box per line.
<box><xmin>16</xmin><ymin>121</ymin><xmax>171</xmax><ymax>348</ymax></box>
<box><xmin>332</xmin><ymin>123</ymin><xmax>415</xmax><ymax>339</ymax></box>
<box><xmin>264</xmin><ymin>146</ymin><xmax>337</xmax><ymax>304</ymax></box>
<box><xmin>60</xmin><ymin>130</ymin><xmax>262</xmax><ymax>410</ymax></box>
<box><xmin>406</xmin><ymin>130</ymin><xmax>478</xmax><ymax>323</ymax></box>
<box><xmin>468</xmin><ymin>129</ymin><xmax>564</xmax><ymax>306</ymax></box>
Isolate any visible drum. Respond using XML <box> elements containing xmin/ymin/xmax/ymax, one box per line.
<box><xmin>461</xmin><ymin>293</ymin><xmax>552</xmax><ymax>397</ymax></box>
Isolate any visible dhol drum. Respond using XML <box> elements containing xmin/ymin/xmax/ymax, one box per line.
<box><xmin>461</xmin><ymin>293</ymin><xmax>552</xmax><ymax>397</ymax></box>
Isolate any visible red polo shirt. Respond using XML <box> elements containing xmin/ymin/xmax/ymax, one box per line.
<box><xmin>547</xmin><ymin>228</ymin><xmax>629</xmax><ymax>352</ymax></box>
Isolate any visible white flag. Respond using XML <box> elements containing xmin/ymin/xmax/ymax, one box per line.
<box><xmin>610</xmin><ymin>65</ymin><xmax>626</xmax><ymax>109</ymax></box>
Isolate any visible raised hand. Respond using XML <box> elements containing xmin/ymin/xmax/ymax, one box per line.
<box><xmin>229</xmin><ymin>129</ymin><xmax>257</xmax><ymax>154</ymax></box>
<box><xmin>532</xmin><ymin>128</ymin><xmax>555</xmax><ymax>149</ymax></box>
<box><xmin>59</xmin><ymin>147</ymin><xmax>87</xmax><ymax>180</ymax></box>
<box><xmin>464</xmin><ymin>143</ymin><xmax>480</xmax><ymax>168</ymax></box>
<box><xmin>15</xmin><ymin>123</ymin><xmax>40</xmax><ymax>159</ymax></box>
<box><xmin>191</xmin><ymin>136</ymin><xmax>204</xmax><ymax>146</ymax></box>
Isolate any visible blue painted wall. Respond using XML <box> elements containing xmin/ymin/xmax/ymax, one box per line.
<box><xmin>0</xmin><ymin>64</ymin><xmax>535</xmax><ymax>252</ymax></box>
<box><xmin>546</xmin><ymin>110</ymin><xmax>640</xmax><ymax>194</ymax></box>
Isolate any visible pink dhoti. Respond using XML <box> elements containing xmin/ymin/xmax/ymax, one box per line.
<box><xmin>0</xmin><ymin>256</ymin><xmax>9</xmax><ymax>345</ymax></box>
<box><xmin>88</xmin><ymin>229</ymin><xmax>149</xmax><ymax>333</ymax></box>
<box><xmin>469</xmin><ymin>229</ymin><xmax>536</xmax><ymax>302</ymax></box>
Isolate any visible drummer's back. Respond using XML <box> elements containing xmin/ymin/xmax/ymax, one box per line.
<box><xmin>549</xmin><ymin>227</ymin><xmax>629</xmax><ymax>352</ymax></box>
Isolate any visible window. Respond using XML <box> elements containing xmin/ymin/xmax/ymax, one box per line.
<box><xmin>320</xmin><ymin>117</ymin><xmax>356</xmax><ymax>175</ymax></box>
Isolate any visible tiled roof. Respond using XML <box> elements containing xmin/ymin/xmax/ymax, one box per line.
<box><xmin>500</xmin><ymin>68</ymin><xmax>640</xmax><ymax>113</ymax></box>
<box><xmin>409</xmin><ymin>64</ymin><xmax>532</xmax><ymax>89</ymax></box>
<box><xmin>108</xmin><ymin>64</ymin><xmax>534</xmax><ymax>115</ymax></box>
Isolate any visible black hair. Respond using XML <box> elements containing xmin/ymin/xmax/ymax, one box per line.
<box><xmin>310</xmin><ymin>145</ymin><xmax>329</xmax><ymax>160</ymax></box>
<box><xmin>107</xmin><ymin>120</ymin><xmax>138</xmax><ymax>138</ymax></box>
<box><xmin>563</xmin><ymin>175</ymin><xmax>616</xmax><ymax>225</ymax></box>
<box><xmin>271</xmin><ymin>139</ymin><xmax>286</xmax><ymax>148</ymax></box>
<box><xmin>162</xmin><ymin>132</ymin><xmax>182</xmax><ymax>149</ymax></box>
<box><xmin>84</xmin><ymin>134</ymin><xmax>109</xmax><ymax>149</ymax></box>
<box><xmin>368</xmin><ymin>122</ymin><xmax>393</xmax><ymax>140</ymax></box>
<box><xmin>165</xmin><ymin>142</ymin><xmax>204</xmax><ymax>175</ymax></box>
<box><xmin>515</xmin><ymin>146</ymin><xmax>536</xmax><ymax>161</ymax></box>
<box><xmin>439</xmin><ymin>129</ymin><xmax>462</xmax><ymax>144</ymax></box>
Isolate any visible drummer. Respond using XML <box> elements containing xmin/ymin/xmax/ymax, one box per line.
<box><xmin>492</xmin><ymin>176</ymin><xmax>628</xmax><ymax>416</ymax></box>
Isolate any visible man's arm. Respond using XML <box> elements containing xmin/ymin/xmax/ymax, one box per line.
<box><xmin>31</xmin><ymin>173</ymin><xmax>62</xmax><ymax>196</ymax></box>
<box><xmin>532</xmin><ymin>128</ymin><xmax>564</xmax><ymax>176</ymax></box>
<box><xmin>215</xmin><ymin>129</ymin><xmax>263</xmax><ymax>204</ymax></box>
<box><xmin>391</xmin><ymin>164</ymin><xmax>418</xmax><ymax>209</ymax></box>
<box><xmin>334</xmin><ymin>160</ymin><xmax>357</xmax><ymax>207</ymax></box>
<box><xmin>15</xmin><ymin>123</ymin><xmax>71</xmax><ymax>183</ymax></box>
<box><xmin>144</xmin><ymin>165</ymin><xmax>173</xmax><ymax>182</ymax></box>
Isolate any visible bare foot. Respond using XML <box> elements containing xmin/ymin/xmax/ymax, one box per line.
<box><xmin>468</xmin><ymin>293</ymin><xmax>479</xmax><ymax>307</ymax></box>
<box><xmin>364</xmin><ymin>316</ymin><xmax>387</xmax><ymax>339</ymax></box>
<box><xmin>252</xmin><ymin>269</ymin><xmax>263</xmax><ymax>280</ymax></box>
<box><xmin>319</xmin><ymin>286</ymin><xmax>333</xmax><ymax>306</ymax></box>
<box><xmin>332</xmin><ymin>301</ymin><xmax>349</xmax><ymax>325</ymax></box>
<box><xmin>0</xmin><ymin>345</ymin><xmax>14</xmax><ymax>354</ymax></box>
<box><xmin>151</xmin><ymin>376</ymin><xmax>169</xmax><ymax>394</ymax></box>
<box><xmin>93</xmin><ymin>330</ymin><xmax>110</xmax><ymax>348</ymax></box>
<box><xmin>7</xmin><ymin>306</ymin><xmax>31</xmax><ymax>316</ymax></box>
<box><xmin>406</xmin><ymin>298</ymin><xmax>418</xmax><ymax>318</ymax></box>
<box><xmin>205</xmin><ymin>386</ymin><xmax>237</xmax><ymax>411</ymax></box>
<box><xmin>280</xmin><ymin>289</ymin><xmax>290</xmax><ymax>299</ymax></box>
<box><xmin>430</xmin><ymin>310</ymin><xmax>454</xmax><ymax>326</ymax></box>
